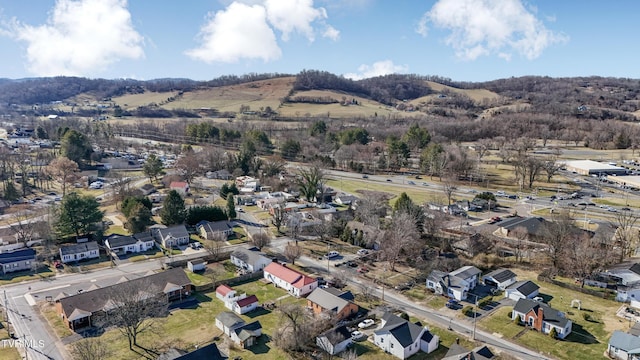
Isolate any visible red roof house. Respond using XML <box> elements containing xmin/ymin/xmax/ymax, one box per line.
<box><xmin>169</xmin><ymin>181</ymin><xmax>190</xmax><ymax>196</ymax></box>
<box><xmin>264</xmin><ymin>262</ymin><xmax>318</xmax><ymax>297</ymax></box>
<box><xmin>216</xmin><ymin>285</ymin><xmax>235</xmax><ymax>300</ymax></box>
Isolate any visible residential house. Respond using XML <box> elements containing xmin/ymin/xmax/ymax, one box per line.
<box><xmin>140</xmin><ymin>183</ymin><xmax>156</xmax><ymax>196</ymax></box>
<box><xmin>316</xmin><ymin>325</ymin><xmax>352</xmax><ymax>356</ymax></box>
<box><xmin>426</xmin><ymin>265</ymin><xmax>481</xmax><ymax>301</ymax></box>
<box><xmin>263</xmin><ymin>262</ymin><xmax>318</xmax><ymax>297</ymax></box>
<box><xmin>104</xmin><ymin>233</ymin><xmax>155</xmax><ymax>255</ymax></box>
<box><xmin>154</xmin><ymin>225</ymin><xmax>189</xmax><ymax>249</ymax></box>
<box><xmin>0</xmin><ymin>248</ymin><xmax>35</xmax><ymax>274</ymax></box>
<box><xmin>215</xmin><ymin>285</ymin><xmax>259</xmax><ymax>314</ymax></box>
<box><xmin>322</xmin><ymin>287</ymin><xmax>356</xmax><ymax>301</ymax></box>
<box><xmin>197</xmin><ymin>221</ymin><xmax>234</xmax><ymax>241</ymax></box>
<box><xmin>187</xmin><ymin>259</ymin><xmax>206</xmax><ymax>272</ymax></box>
<box><xmin>56</xmin><ymin>267</ymin><xmax>192</xmax><ymax>330</ymax></box>
<box><xmin>157</xmin><ymin>342</ymin><xmax>227</xmax><ymax>360</ymax></box>
<box><xmin>497</xmin><ymin>217</ymin><xmax>547</xmax><ymax>241</ymax></box>
<box><xmin>230</xmin><ymin>248</ymin><xmax>271</xmax><ymax>273</ymax></box>
<box><xmin>373</xmin><ymin>312</ymin><xmax>439</xmax><ymax>359</ymax></box>
<box><xmin>306</xmin><ymin>287</ymin><xmax>359</xmax><ymax>321</ymax></box>
<box><xmin>0</xmin><ymin>227</ymin><xmax>18</xmax><ymax>245</ymax></box>
<box><xmin>512</xmin><ymin>298</ymin><xmax>572</xmax><ymax>339</ymax></box>
<box><xmin>504</xmin><ymin>280</ymin><xmax>540</xmax><ymax>301</ymax></box>
<box><xmin>334</xmin><ymin>194</ymin><xmax>357</xmax><ymax>206</ymax></box>
<box><xmin>206</xmin><ymin>169</ymin><xmax>233</xmax><ymax>180</ymax></box>
<box><xmin>482</xmin><ymin>268</ymin><xmax>517</xmax><ymax>290</ymax></box>
<box><xmin>59</xmin><ymin>241</ymin><xmax>100</xmax><ymax>264</ymax></box>
<box><xmin>608</xmin><ymin>330</ymin><xmax>640</xmax><ymax>360</ymax></box>
<box><xmin>170</xmin><ymin>181</ymin><xmax>190</xmax><ymax>196</ymax></box>
<box><xmin>442</xmin><ymin>343</ymin><xmax>495</xmax><ymax>360</ymax></box>
<box><xmin>215</xmin><ymin>311</ymin><xmax>262</xmax><ymax>348</ymax></box>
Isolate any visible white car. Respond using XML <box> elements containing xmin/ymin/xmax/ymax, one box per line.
<box><xmin>357</xmin><ymin>249</ymin><xmax>369</xmax><ymax>256</ymax></box>
<box><xmin>351</xmin><ymin>331</ymin><xmax>366</xmax><ymax>341</ymax></box>
<box><xmin>358</xmin><ymin>319</ymin><xmax>375</xmax><ymax>329</ymax></box>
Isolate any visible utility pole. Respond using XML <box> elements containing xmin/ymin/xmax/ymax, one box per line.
<box><xmin>472</xmin><ymin>294</ymin><xmax>478</xmax><ymax>340</ymax></box>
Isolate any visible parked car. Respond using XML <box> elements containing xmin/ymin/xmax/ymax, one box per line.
<box><xmin>346</xmin><ymin>260</ymin><xmax>358</xmax><ymax>268</ymax></box>
<box><xmin>362</xmin><ymin>174</ymin><xmax>369</xmax><ymax>179</ymax></box>
<box><xmin>190</xmin><ymin>242</ymin><xmax>203</xmax><ymax>250</ymax></box>
<box><xmin>356</xmin><ymin>249</ymin><xmax>369</xmax><ymax>256</ymax></box>
<box><xmin>357</xmin><ymin>266</ymin><xmax>369</xmax><ymax>273</ymax></box>
<box><xmin>351</xmin><ymin>331</ymin><xmax>366</xmax><ymax>341</ymax></box>
<box><xmin>407</xmin><ymin>181</ymin><xmax>416</xmax><ymax>185</ymax></box>
<box><xmin>324</xmin><ymin>251</ymin><xmax>340</xmax><ymax>259</ymax></box>
<box><xmin>386</xmin><ymin>179</ymin><xmax>392</xmax><ymax>182</ymax></box>
<box><xmin>316</xmin><ymin>277</ymin><xmax>326</xmax><ymax>286</ymax></box>
<box><xmin>446</xmin><ymin>299</ymin><xmax>459</xmax><ymax>309</ymax></box>
<box><xmin>358</xmin><ymin>319</ymin><xmax>375</xmax><ymax>329</ymax></box>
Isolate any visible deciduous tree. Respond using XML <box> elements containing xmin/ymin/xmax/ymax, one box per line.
<box><xmin>45</xmin><ymin>157</ymin><xmax>79</xmax><ymax>196</ymax></box>
<box><xmin>142</xmin><ymin>154</ymin><xmax>164</xmax><ymax>184</ymax></box>
<box><xmin>284</xmin><ymin>242</ymin><xmax>302</xmax><ymax>265</ymax></box>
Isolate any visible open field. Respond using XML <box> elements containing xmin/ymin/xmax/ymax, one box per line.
<box><xmin>479</xmin><ymin>268</ymin><xmax>626</xmax><ymax>360</ymax></box>
<box><xmin>0</xmin><ymin>348</ymin><xmax>21</xmax><ymax>360</ymax></box>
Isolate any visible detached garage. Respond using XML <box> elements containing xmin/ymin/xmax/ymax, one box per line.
<box><xmin>505</xmin><ymin>280</ymin><xmax>540</xmax><ymax>301</ymax></box>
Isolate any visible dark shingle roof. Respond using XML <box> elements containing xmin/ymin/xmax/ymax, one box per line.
<box><xmin>375</xmin><ymin>312</ymin><xmax>424</xmax><ymax>348</ymax></box>
<box><xmin>216</xmin><ymin>311</ymin><xmax>245</xmax><ymax>329</ymax></box>
<box><xmin>59</xmin><ymin>241</ymin><xmax>99</xmax><ymax>256</ymax></box>
<box><xmin>198</xmin><ymin>221</ymin><xmax>233</xmax><ymax>233</ymax></box>
<box><xmin>106</xmin><ymin>236</ymin><xmax>137</xmax><ymax>248</ymax></box>
<box><xmin>323</xmin><ymin>287</ymin><xmax>355</xmax><ymax>301</ymax></box>
<box><xmin>307</xmin><ymin>288</ymin><xmax>351</xmax><ymax>314</ymax></box>
<box><xmin>442</xmin><ymin>344</ymin><xmax>495</xmax><ymax>360</ymax></box>
<box><xmin>157</xmin><ymin>225</ymin><xmax>189</xmax><ymax>240</ymax></box>
<box><xmin>318</xmin><ymin>325</ymin><xmax>351</xmax><ymax>345</ymax></box>
<box><xmin>513</xmin><ymin>298</ymin><xmax>570</xmax><ymax>328</ymax></box>
<box><xmin>59</xmin><ymin>268</ymin><xmax>191</xmax><ymax>318</ymax></box>
<box><xmin>484</xmin><ymin>268</ymin><xmax>517</xmax><ymax>283</ymax></box>
<box><xmin>134</xmin><ymin>232</ymin><xmax>154</xmax><ymax>243</ymax></box>
<box><xmin>234</xmin><ymin>321</ymin><xmax>262</xmax><ymax>341</ymax></box>
<box><xmin>507</xmin><ymin>280</ymin><xmax>540</xmax><ymax>297</ymax></box>
<box><xmin>230</xmin><ymin>248</ymin><xmax>269</xmax><ymax>267</ymax></box>
<box><xmin>157</xmin><ymin>343</ymin><xmax>227</xmax><ymax>360</ymax></box>
<box><xmin>0</xmin><ymin>248</ymin><xmax>35</xmax><ymax>265</ymax></box>
<box><xmin>499</xmin><ymin>217</ymin><xmax>546</xmax><ymax>236</ymax></box>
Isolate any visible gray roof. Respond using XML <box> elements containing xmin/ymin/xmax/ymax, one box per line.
<box><xmin>199</xmin><ymin>221</ymin><xmax>233</xmax><ymax>233</ymax></box>
<box><xmin>322</xmin><ymin>287</ymin><xmax>355</xmax><ymax>301</ymax></box>
<box><xmin>442</xmin><ymin>344</ymin><xmax>495</xmax><ymax>360</ymax></box>
<box><xmin>234</xmin><ymin>321</ymin><xmax>262</xmax><ymax>341</ymax></box>
<box><xmin>59</xmin><ymin>241</ymin><xmax>99</xmax><ymax>256</ymax></box>
<box><xmin>375</xmin><ymin>312</ymin><xmax>425</xmax><ymax>348</ymax></box>
<box><xmin>629</xmin><ymin>323</ymin><xmax>640</xmax><ymax>337</ymax></box>
<box><xmin>609</xmin><ymin>330</ymin><xmax>640</xmax><ymax>354</ymax></box>
<box><xmin>507</xmin><ymin>280</ymin><xmax>540</xmax><ymax>297</ymax></box>
<box><xmin>157</xmin><ymin>225</ymin><xmax>189</xmax><ymax>240</ymax></box>
<box><xmin>59</xmin><ymin>268</ymin><xmax>191</xmax><ymax>319</ymax></box>
<box><xmin>216</xmin><ymin>311</ymin><xmax>245</xmax><ymax>329</ymax></box>
<box><xmin>484</xmin><ymin>268</ymin><xmax>517</xmax><ymax>283</ymax></box>
<box><xmin>450</xmin><ymin>265</ymin><xmax>482</xmax><ymax>280</ymax></box>
<box><xmin>318</xmin><ymin>325</ymin><xmax>351</xmax><ymax>345</ymax></box>
<box><xmin>134</xmin><ymin>232</ymin><xmax>154</xmax><ymax>243</ymax></box>
<box><xmin>0</xmin><ymin>248</ymin><xmax>35</xmax><ymax>265</ymax></box>
<box><xmin>499</xmin><ymin>217</ymin><xmax>546</xmax><ymax>236</ymax></box>
<box><xmin>513</xmin><ymin>298</ymin><xmax>570</xmax><ymax>329</ymax></box>
<box><xmin>307</xmin><ymin>288</ymin><xmax>352</xmax><ymax>314</ymax></box>
<box><xmin>157</xmin><ymin>343</ymin><xmax>227</xmax><ymax>360</ymax></box>
<box><xmin>230</xmin><ymin>248</ymin><xmax>269</xmax><ymax>267</ymax></box>
<box><xmin>106</xmin><ymin>236</ymin><xmax>137</xmax><ymax>248</ymax></box>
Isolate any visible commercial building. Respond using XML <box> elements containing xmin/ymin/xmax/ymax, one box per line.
<box><xmin>563</xmin><ymin>160</ymin><xmax>627</xmax><ymax>176</ymax></box>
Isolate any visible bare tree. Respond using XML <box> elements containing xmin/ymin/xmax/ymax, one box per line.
<box><xmin>541</xmin><ymin>213</ymin><xmax>579</xmax><ymax>271</ymax></box>
<box><xmin>271</xmin><ymin>201</ymin><xmax>286</xmax><ymax>233</ymax></box>
<box><xmin>10</xmin><ymin>211</ymin><xmax>38</xmax><ymax>245</ymax></box>
<box><xmin>44</xmin><ymin>156</ymin><xmax>79</xmax><ymax>196</ymax></box>
<box><xmin>284</xmin><ymin>242</ymin><xmax>302</xmax><ymax>265</ymax></box>
<box><xmin>99</xmin><ymin>280</ymin><xmax>168</xmax><ymax>350</ymax></box>
<box><xmin>359</xmin><ymin>281</ymin><xmax>375</xmax><ymax>302</ymax></box>
<box><xmin>70</xmin><ymin>338</ymin><xmax>112</xmax><ymax>360</ymax></box>
<box><xmin>510</xmin><ymin>226</ymin><xmax>529</xmax><ymax>263</ymax></box>
<box><xmin>273</xmin><ymin>303</ymin><xmax>330</xmax><ymax>352</ymax></box>
<box><xmin>174</xmin><ymin>150</ymin><xmax>201</xmax><ymax>185</ymax></box>
<box><xmin>378</xmin><ymin>212</ymin><xmax>420</xmax><ymax>271</ymax></box>
<box><xmin>541</xmin><ymin>156</ymin><xmax>562</xmax><ymax>183</ymax></box>
<box><xmin>204</xmin><ymin>237</ymin><xmax>224</xmax><ymax>261</ymax></box>
<box><xmin>611</xmin><ymin>210</ymin><xmax>640</xmax><ymax>261</ymax></box>
<box><xmin>441</xmin><ymin>175</ymin><xmax>457</xmax><ymax>206</ymax></box>
<box><xmin>251</xmin><ymin>232</ymin><xmax>271</xmax><ymax>250</ymax></box>
<box><xmin>566</xmin><ymin>232</ymin><xmax>606</xmax><ymax>287</ymax></box>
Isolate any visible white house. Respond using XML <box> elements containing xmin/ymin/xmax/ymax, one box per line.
<box><xmin>263</xmin><ymin>262</ymin><xmax>317</xmax><ymax>297</ymax></box>
<box><xmin>104</xmin><ymin>233</ymin><xmax>155</xmax><ymax>255</ymax></box>
<box><xmin>512</xmin><ymin>298</ymin><xmax>572</xmax><ymax>339</ymax></box>
<box><xmin>230</xmin><ymin>248</ymin><xmax>271</xmax><ymax>273</ymax></box>
<box><xmin>215</xmin><ymin>312</ymin><xmax>262</xmax><ymax>348</ymax></box>
<box><xmin>373</xmin><ymin>312</ymin><xmax>439</xmax><ymax>359</ymax></box>
<box><xmin>59</xmin><ymin>241</ymin><xmax>100</xmax><ymax>263</ymax></box>
<box><xmin>187</xmin><ymin>259</ymin><xmax>206</xmax><ymax>272</ymax></box>
<box><xmin>153</xmin><ymin>225</ymin><xmax>189</xmax><ymax>249</ymax></box>
<box><xmin>316</xmin><ymin>325</ymin><xmax>352</xmax><ymax>356</ymax></box>
<box><xmin>608</xmin><ymin>330</ymin><xmax>640</xmax><ymax>360</ymax></box>
<box><xmin>426</xmin><ymin>265</ymin><xmax>481</xmax><ymax>301</ymax></box>
<box><xmin>197</xmin><ymin>221</ymin><xmax>234</xmax><ymax>241</ymax></box>
<box><xmin>504</xmin><ymin>280</ymin><xmax>540</xmax><ymax>301</ymax></box>
<box><xmin>169</xmin><ymin>181</ymin><xmax>189</xmax><ymax>196</ymax></box>
<box><xmin>482</xmin><ymin>268</ymin><xmax>517</xmax><ymax>290</ymax></box>
<box><xmin>215</xmin><ymin>285</ymin><xmax>258</xmax><ymax>314</ymax></box>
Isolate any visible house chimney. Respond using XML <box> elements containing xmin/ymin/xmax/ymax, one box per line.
<box><xmin>536</xmin><ymin>306</ymin><xmax>544</xmax><ymax>330</ymax></box>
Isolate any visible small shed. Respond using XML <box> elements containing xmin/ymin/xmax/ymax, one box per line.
<box><xmin>187</xmin><ymin>259</ymin><xmax>206</xmax><ymax>272</ymax></box>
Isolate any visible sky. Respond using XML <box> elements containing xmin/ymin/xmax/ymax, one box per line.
<box><xmin>0</xmin><ymin>0</ymin><xmax>638</xmax><ymax>83</ymax></box>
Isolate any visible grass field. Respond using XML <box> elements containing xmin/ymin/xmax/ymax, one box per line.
<box><xmin>0</xmin><ymin>267</ymin><xmax>55</xmax><ymax>286</ymax></box>
<box><xmin>0</xmin><ymin>348</ymin><xmax>21</xmax><ymax>360</ymax></box>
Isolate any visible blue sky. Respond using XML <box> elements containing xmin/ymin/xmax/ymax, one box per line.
<box><xmin>0</xmin><ymin>0</ymin><xmax>637</xmax><ymax>82</ymax></box>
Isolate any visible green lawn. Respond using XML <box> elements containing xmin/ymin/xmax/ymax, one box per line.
<box><xmin>426</xmin><ymin>295</ymin><xmax>447</xmax><ymax>310</ymax></box>
<box><xmin>64</xmin><ymin>279</ymin><xmax>304</xmax><ymax>360</ymax></box>
<box><xmin>479</xmin><ymin>269</ymin><xmax>625</xmax><ymax>360</ymax></box>
<box><xmin>104</xmin><ymin>225</ymin><xmax>128</xmax><ymax>236</ymax></box>
<box><xmin>0</xmin><ymin>267</ymin><xmax>55</xmax><ymax>286</ymax></box>
<box><xmin>127</xmin><ymin>249</ymin><xmax>165</xmax><ymax>262</ymax></box>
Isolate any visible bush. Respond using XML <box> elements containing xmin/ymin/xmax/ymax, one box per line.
<box><xmin>513</xmin><ymin>315</ymin><xmax>521</xmax><ymax>325</ymax></box>
<box><xmin>399</xmin><ymin>312</ymin><xmax>409</xmax><ymax>320</ymax></box>
<box><xmin>462</xmin><ymin>306</ymin><xmax>474</xmax><ymax>317</ymax></box>
<box><xmin>549</xmin><ymin>327</ymin><xmax>557</xmax><ymax>339</ymax></box>
<box><xmin>507</xmin><ymin>311</ymin><xmax>512</xmax><ymax>318</ymax></box>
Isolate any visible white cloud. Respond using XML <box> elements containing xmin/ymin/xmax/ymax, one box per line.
<box><xmin>186</xmin><ymin>0</ymin><xmax>337</xmax><ymax>64</ymax></box>
<box><xmin>417</xmin><ymin>0</ymin><xmax>568</xmax><ymax>61</ymax></box>
<box><xmin>343</xmin><ymin>60</ymin><xmax>409</xmax><ymax>80</ymax></box>
<box><xmin>323</xmin><ymin>25</ymin><xmax>340</xmax><ymax>41</ymax></box>
<box><xmin>185</xmin><ymin>2</ymin><xmax>281</xmax><ymax>63</ymax></box>
<box><xmin>7</xmin><ymin>0</ymin><xmax>143</xmax><ymax>77</ymax></box>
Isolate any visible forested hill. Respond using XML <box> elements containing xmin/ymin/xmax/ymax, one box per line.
<box><xmin>1</xmin><ymin>71</ymin><xmax>640</xmax><ymax>122</ymax></box>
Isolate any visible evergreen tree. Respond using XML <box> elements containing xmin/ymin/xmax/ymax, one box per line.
<box><xmin>160</xmin><ymin>190</ymin><xmax>186</xmax><ymax>226</ymax></box>
<box><xmin>125</xmin><ymin>203</ymin><xmax>153</xmax><ymax>234</ymax></box>
<box><xmin>226</xmin><ymin>195</ymin><xmax>237</xmax><ymax>219</ymax></box>
<box><xmin>143</xmin><ymin>154</ymin><xmax>164</xmax><ymax>183</ymax></box>
<box><xmin>55</xmin><ymin>193</ymin><xmax>103</xmax><ymax>239</ymax></box>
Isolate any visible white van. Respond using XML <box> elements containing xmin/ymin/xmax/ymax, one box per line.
<box><xmin>324</xmin><ymin>251</ymin><xmax>340</xmax><ymax>259</ymax></box>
